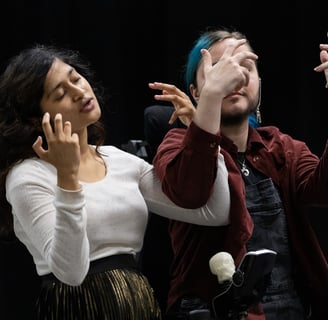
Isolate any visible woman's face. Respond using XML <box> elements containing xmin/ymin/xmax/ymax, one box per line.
<box><xmin>40</xmin><ymin>58</ymin><xmax>101</xmax><ymax>134</ymax></box>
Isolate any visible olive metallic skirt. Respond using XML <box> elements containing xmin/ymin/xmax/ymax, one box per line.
<box><xmin>36</xmin><ymin>254</ymin><xmax>162</xmax><ymax>320</ymax></box>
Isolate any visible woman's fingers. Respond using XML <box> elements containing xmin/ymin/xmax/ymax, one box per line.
<box><xmin>41</xmin><ymin>112</ymin><xmax>53</xmax><ymax>141</ymax></box>
<box><xmin>53</xmin><ymin>113</ymin><xmax>66</xmax><ymax>138</ymax></box>
<box><xmin>32</xmin><ymin>136</ymin><xmax>46</xmax><ymax>159</ymax></box>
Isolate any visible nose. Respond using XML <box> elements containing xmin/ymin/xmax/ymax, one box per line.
<box><xmin>70</xmin><ymin>84</ymin><xmax>85</xmax><ymax>102</ymax></box>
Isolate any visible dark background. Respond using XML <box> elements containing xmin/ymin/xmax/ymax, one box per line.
<box><xmin>0</xmin><ymin>0</ymin><xmax>328</xmax><ymax>318</ymax></box>
<box><xmin>1</xmin><ymin>1</ymin><xmax>328</xmax><ymax>154</ymax></box>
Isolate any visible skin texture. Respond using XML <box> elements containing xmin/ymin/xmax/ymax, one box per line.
<box><xmin>32</xmin><ymin>59</ymin><xmax>104</xmax><ymax>190</ymax></box>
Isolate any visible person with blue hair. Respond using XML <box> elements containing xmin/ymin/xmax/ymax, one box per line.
<box><xmin>184</xmin><ymin>29</ymin><xmax>261</xmax><ymax>129</ymax></box>
<box><xmin>149</xmin><ymin>27</ymin><xmax>328</xmax><ymax>320</ymax></box>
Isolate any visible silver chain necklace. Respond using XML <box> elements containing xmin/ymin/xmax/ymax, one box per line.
<box><xmin>237</xmin><ymin>154</ymin><xmax>250</xmax><ymax>177</ymax></box>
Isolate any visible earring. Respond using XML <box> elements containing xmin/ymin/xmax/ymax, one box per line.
<box><xmin>256</xmin><ymin>106</ymin><xmax>262</xmax><ymax>125</ymax></box>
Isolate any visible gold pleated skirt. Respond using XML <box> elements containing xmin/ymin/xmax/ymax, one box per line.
<box><xmin>36</xmin><ymin>267</ymin><xmax>162</xmax><ymax>320</ymax></box>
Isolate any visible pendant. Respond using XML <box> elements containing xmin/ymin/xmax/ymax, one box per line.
<box><xmin>241</xmin><ymin>165</ymin><xmax>249</xmax><ymax>177</ymax></box>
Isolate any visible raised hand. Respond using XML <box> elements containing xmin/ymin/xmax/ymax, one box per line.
<box><xmin>314</xmin><ymin>32</ymin><xmax>328</xmax><ymax>88</ymax></box>
<box><xmin>200</xmin><ymin>39</ymin><xmax>258</xmax><ymax>98</ymax></box>
<box><xmin>32</xmin><ymin>112</ymin><xmax>81</xmax><ymax>190</ymax></box>
<box><xmin>148</xmin><ymin>82</ymin><xmax>196</xmax><ymax>126</ymax></box>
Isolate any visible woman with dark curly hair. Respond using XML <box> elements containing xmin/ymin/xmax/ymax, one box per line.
<box><xmin>0</xmin><ymin>44</ymin><xmax>231</xmax><ymax>320</ymax></box>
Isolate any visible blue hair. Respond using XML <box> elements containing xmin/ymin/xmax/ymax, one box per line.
<box><xmin>185</xmin><ymin>33</ymin><xmax>216</xmax><ymax>103</ymax></box>
<box><xmin>248</xmin><ymin>114</ymin><xmax>260</xmax><ymax>128</ymax></box>
<box><xmin>184</xmin><ymin>28</ymin><xmax>260</xmax><ymax>127</ymax></box>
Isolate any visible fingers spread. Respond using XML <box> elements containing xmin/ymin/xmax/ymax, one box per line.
<box><xmin>53</xmin><ymin>113</ymin><xmax>65</xmax><ymax>137</ymax></box>
<box><xmin>63</xmin><ymin>120</ymin><xmax>72</xmax><ymax>136</ymax></box>
<box><xmin>41</xmin><ymin>112</ymin><xmax>53</xmax><ymax>141</ymax></box>
<box><xmin>221</xmin><ymin>38</ymin><xmax>247</xmax><ymax>58</ymax></box>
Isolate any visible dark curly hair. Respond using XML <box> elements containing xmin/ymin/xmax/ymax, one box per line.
<box><xmin>0</xmin><ymin>44</ymin><xmax>106</xmax><ymax>239</ymax></box>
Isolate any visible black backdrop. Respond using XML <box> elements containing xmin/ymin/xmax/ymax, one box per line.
<box><xmin>1</xmin><ymin>1</ymin><xmax>328</xmax><ymax>153</ymax></box>
<box><xmin>0</xmin><ymin>1</ymin><xmax>328</xmax><ymax>317</ymax></box>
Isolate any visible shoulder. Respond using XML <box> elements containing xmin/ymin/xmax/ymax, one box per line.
<box><xmin>99</xmin><ymin>145</ymin><xmax>141</xmax><ymax>159</ymax></box>
<box><xmin>256</xmin><ymin>125</ymin><xmax>283</xmax><ymax>136</ymax></box>
<box><xmin>162</xmin><ymin>122</ymin><xmax>220</xmax><ymax>145</ymax></box>
<box><xmin>6</xmin><ymin>158</ymin><xmax>56</xmax><ymax>190</ymax></box>
<box><xmin>253</xmin><ymin>126</ymin><xmax>309</xmax><ymax>156</ymax></box>
<box><xmin>8</xmin><ymin>157</ymin><xmax>55</xmax><ymax>177</ymax></box>
<box><xmin>256</xmin><ymin>126</ymin><xmax>301</xmax><ymax>144</ymax></box>
<box><xmin>98</xmin><ymin>145</ymin><xmax>124</xmax><ymax>156</ymax></box>
<box><xmin>98</xmin><ymin>145</ymin><xmax>151</xmax><ymax>167</ymax></box>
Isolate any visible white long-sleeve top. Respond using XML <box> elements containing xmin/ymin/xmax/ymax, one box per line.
<box><xmin>6</xmin><ymin>145</ymin><xmax>230</xmax><ymax>285</ymax></box>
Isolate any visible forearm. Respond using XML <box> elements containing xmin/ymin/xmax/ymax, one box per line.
<box><xmin>153</xmin><ymin>122</ymin><xmax>221</xmax><ymax>208</ymax></box>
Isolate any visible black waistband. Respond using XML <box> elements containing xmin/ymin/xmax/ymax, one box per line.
<box><xmin>41</xmin><ymin>254</ymin><xmax>137</xmax><ymax>284</ymax></box>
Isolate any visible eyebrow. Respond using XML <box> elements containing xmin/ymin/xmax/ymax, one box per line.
<box><xmin>46</xmin><ymin>67</ymin><xmax>74</xmax><ymax>98</ymax></box>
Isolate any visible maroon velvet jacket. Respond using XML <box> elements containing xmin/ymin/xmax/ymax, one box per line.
<box><xmin>153</xmin><ymin>121</ymin><xmax>328</xmax><ymax>320</ymax></box>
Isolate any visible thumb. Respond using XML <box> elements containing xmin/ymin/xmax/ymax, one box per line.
<box><xmin>201</xmin><ymin>48</ymin><xmax>212</xmax><ymax>75</ymax></box>
<box><xmin>32</xmin><ymin>136</ymin><xmax>47</xmax><ymax>159</ymax></box>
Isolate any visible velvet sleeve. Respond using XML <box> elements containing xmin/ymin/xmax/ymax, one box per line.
<box><xmin>153</xmin><ymin>121</ymin><xmax>222</xmax><ymax>208</ymax></box>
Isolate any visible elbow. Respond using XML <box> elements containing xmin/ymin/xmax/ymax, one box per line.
<box><xmin>202</xmin><ymin>213</ymin><xmax>230</xmax><ymax>227</ymax></box>
<box><xmin>51</xmin><ymin>262</ymin><xmax>89</xmax><ymax>286</ymax></box>
<box><xmin>196</xmin><ymin>213</ymin><xmax>230</xmax><ymax>227</ymax></box>
<box><xmin>202</xmin><ymin>191</ymin><xmax>231</xmax><ymax>226</ymax></box>
<box><xmin>211</xmin><ymin>214</ymin><xmax>230</xmax><ymax>226</ymax></box>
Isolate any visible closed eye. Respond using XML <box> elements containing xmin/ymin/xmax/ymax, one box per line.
<box><xmin>72</xmin><ymin>76</ymin><xmax>81</xmax><ymax>83</ymax></box>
